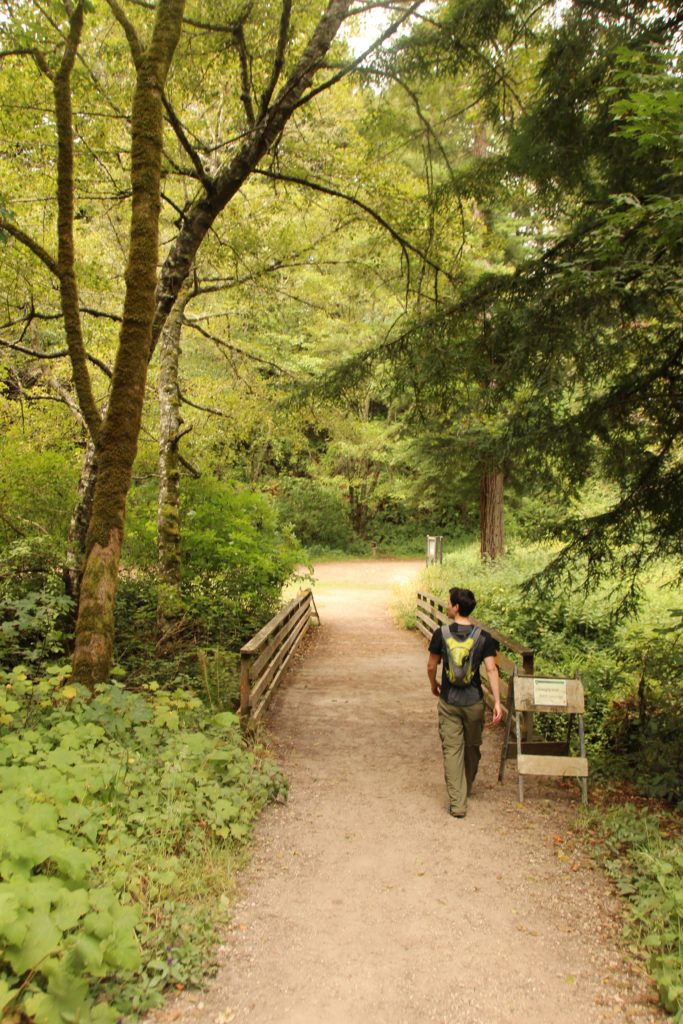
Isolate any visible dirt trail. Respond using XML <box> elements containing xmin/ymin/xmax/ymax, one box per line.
<box><xmin>155</xmin><ymin>560</ymin><xmax>663</xmax><ymax>1024</ymax></box>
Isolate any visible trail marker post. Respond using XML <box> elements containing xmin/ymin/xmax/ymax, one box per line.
<box><xmin>425</xmin><ymin>535</ymin><xmax>443</xmax><ymax>566</ymax></box>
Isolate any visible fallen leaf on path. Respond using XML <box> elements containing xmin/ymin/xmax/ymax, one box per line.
<box><xmin>215</xmin><ymin>1010</ymin><xmax>236</xmax><ymax>1024</ymax></box>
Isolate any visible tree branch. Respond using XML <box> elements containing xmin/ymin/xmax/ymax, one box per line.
<box><xmin>162</xmin><ymin>92</ymin><xmax>212</xmax><ymax>187</ymax></box>
<box><xmin>0</xmin><ymin>47</ymin><xmax>52</xmax><ymax>76</ymax></box>
<box><xmin>254</xmin><ymin>167</ymin><xmax>456</xmax><ymax>284</ymax></box>
<box><xmin>151</xmin><ymin>0</ymin><xmax>356</xmax><ymax>349</ymax></box>
<box><xmin>181</xmin><ymin>317</ymin><xmax>291</xmax><ymax>375</ymax></box>
<box><xmin>54</xmin><ymin>0</ymin><xmax>102</xmax><ymax>440</ymax></box>
<box><xmin>234</xmin><ymin>25</ymin><xmax>256</xmax><ymax>126</ymax></box>
<box><xmin>179</xmin><ymin>391</ymin><xmax>227</xmax><ymax>416</ymax></box>
<box><xmin>0</xmin><ymin>338</ymin><xmax>113</xmax><ymax>379</ymax></box>
<box><xmin>258</xmin><ymin>0</ymin><xmax>292</xmax><ymax>117</ymax></box>
<box><xmin>292</xmin><ymin>0</ymin><xmax>425</xmax><ymax>111</ymax></box>
<box><xmin>127</xmin><ymin>0</ymin><xmax>243</xmax><ymax>34</ymax></box>
<box><xmin>178</xmin><ymin>451</ymin><xmax>201</xmax><ymax>478</ymax></box>
<box><xmin>0</xmin><ymin>217</ymin><xmax>58</xmax><ymax>276</ymax></box>
<box><xmin>104</xmin><ymin>0</ymin><xmax>143</xmax><ymax>64</ymax></box>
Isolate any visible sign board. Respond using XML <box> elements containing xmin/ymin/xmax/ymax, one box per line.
<box><xmin>533</xmin><ymin>678</ymin><xmax>567</xmax><ymax>707</ymax></box>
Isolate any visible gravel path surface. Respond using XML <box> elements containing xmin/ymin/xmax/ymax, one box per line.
<box><xmin>152</xmin><ymin>560</ymin><xmax>664</xmax><ymax>1024</ymax></box>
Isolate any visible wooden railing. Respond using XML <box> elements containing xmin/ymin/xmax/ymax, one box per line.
<box><xmin>239</xmin><ymin>589</ymin><xmax>319</xmax><ymax>728</ymax></box>
<box><xmin>416</xmin><ymin>590</ymin><xmax>534</xmax><ymax>719</ymax></box>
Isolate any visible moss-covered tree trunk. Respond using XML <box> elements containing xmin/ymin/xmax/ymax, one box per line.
<box><xmin>64</xmin><ymin>439</ymin><xmax>98</xmax><ymax>608</ymax></box>
<box><xmin>156</xmin><ymin>281</ymin><xmax>192</xmax><ymax>644</ymax></box>
<box><xmin>72</xmin><ymin>0</ymin><xmax>185</xmax><ymax>687</ymax></box>
<box><xmin>480</xmin><ymin>467</ymin><xmax>505</xmax><ymax>560</ymax></box>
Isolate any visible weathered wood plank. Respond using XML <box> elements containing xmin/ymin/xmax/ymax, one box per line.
<box><xmin>417</xmin><ymin>597</ymin><xmax>448</xmax><ymax>624</ymax></box>
<box><xmin>506</xmin><ymin>741</ymin><xmax>569</xmax><ymax>760</ymax></box>
<box><xmin>250</xmin><ymin>620</ymin><xmax>312</xmax><ymax>724</ymax></box>
<box><xmin>250</xmin><ymin>599</ymin><xmax>310</xmax><ymax>678</ymax></box>
<box><xmin>517</xmin><ymin>754</ymin><xmax>588</xmax><ymax>777</ymax></box>
<box><xmin>416</xmin><ymin>608</ymin><xmax>439</xmax><ymax>635</ymax></box>
<box><xmin>249</xmin><ymin>612</ymin><xmax>310</xmax><ymax>708</ymax></box>
<box><xmin>497</xmin><ymin>652</ymin><xmax>515</xmax><ymax>676</ymax></box>
<box><xmin>241</xmin><ymin>590</ymin><xmax>311</xmax><ymax>655</ymax></box>
<box><xmin>416</xmin><ymin>619</ymin><xmax>433</xmax><ymax>641</ymax></box>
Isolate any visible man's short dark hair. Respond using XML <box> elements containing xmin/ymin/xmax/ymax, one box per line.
<box><xmin>449</xmin><ymin>587</ymin><xmax>476</xmax><ymax>616</ymax></box>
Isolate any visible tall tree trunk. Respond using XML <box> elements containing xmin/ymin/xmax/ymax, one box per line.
<box><xmin>156</xmin><ymin>282</ymin><xmax>191</xmax><ymax>644</ymax></box>
<box><xmin>480</xmin><ymin>467</ymin><xmax>505</xmax><ymax>560</ymax></box>
<box><xmin>72</xmin><ymin>1</ymin><xmax>186</xmax><ymax>687</ymax></box>
<box><xmin>64</xmin><ymin>439</ymin><xmax>97</xmax><ymax>608</ymax></box>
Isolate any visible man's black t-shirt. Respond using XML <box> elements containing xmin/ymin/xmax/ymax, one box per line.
<box><xmin>429</xmin><ymin>622</ymin><xmax>499</xmax><ymax>707</ymax></box>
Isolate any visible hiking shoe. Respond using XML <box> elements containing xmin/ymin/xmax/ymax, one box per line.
<box><xmin>449</xmin><ymin>806</ymin><xmax>466</xmax><ymax>818</ymax></box>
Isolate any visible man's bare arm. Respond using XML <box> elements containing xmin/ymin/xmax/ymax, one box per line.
<box><xmin>427</xmin><ymin>653</ymin><xmax>441</xmax><ymax>697</ymax></box>
<box><xmin>484</xmin><ymin>654</ymin><xmax>503</xmax><ymax>725</ymax></box>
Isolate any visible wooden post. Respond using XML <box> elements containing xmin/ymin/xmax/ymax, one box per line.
<box><xmin>239</xmin><ymin>652</ymin><xmax>253</xmax><ymax>731</ymax></box>
<box><xmin>521</xmin><ymin>648</ymin><xmax>535</xmax><ymax>740</ymax></box>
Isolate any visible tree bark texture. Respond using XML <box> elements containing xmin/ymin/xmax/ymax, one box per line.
<box><xmin>72</xmin><ymin>0</ymin><xmax>186</xmax><ymax>687</ymax></box>
<box><xmin>156</xmin><ymin>281</ymin><xmax>192</xmax><ymax>643</ymax></box>
<box><xmin>64</xmin><ymin>438</ymin><xmax>98</xmax><ymax>608</ymax></box>
<box><xmin>479</xmin><ymin>468</ymin><xmax>505</xmax><ymax>560</ymax></box>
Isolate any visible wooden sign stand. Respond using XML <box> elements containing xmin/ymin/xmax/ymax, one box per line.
<box><xmin>499</xmin><ymin>668</ymin><xmax>588</xmax><ymax>805</ymax></box>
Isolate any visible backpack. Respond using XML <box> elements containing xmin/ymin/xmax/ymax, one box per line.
<box><xmin>440</xmin><ymin>624</ymin><xmax>485</xmax><ymax>687</ymax></box>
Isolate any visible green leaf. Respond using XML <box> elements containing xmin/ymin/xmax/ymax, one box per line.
<box><xmin>0</xmin><ymin>977</ymin><xmax>19</xmax><ymax>1014</ymax></box>
<box><xmin>7</xmin><ymin>910</ymin><xmax>63</xmax><ymax>973</ymax></box>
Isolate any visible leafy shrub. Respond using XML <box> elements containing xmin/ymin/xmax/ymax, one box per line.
<box><xmin>118</xmin><ymin>478</ymin><xmax>302</xmax><ymax>664</ymax></box>
<box><xmin>0</xmin><ymin>587</ymin><xmax>74</xmax><ymax>669</ymax></box>
<box><xmin>0</xmin><ymin>439</ymin><xmax>78</xmax><ymax>552</ymax></box>
<box><xmin>583</xmin><ymin>805</ymin><xmax>683</xmax><ymax>1022</ymax></box>
<box><xmin>0</xmin><ymin>665</ymin><xmax>286</xmax><ymax>1023</ymax></box>
<box><xmin>274</xmin><ymin>477</ymin><xmax>356</xmax><ymax>550</ymax></box>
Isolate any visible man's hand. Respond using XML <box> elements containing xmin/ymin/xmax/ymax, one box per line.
<box><xmin>491</xmin><ymin>700</ymin><xmax>503</xmax><ymax>726</ymax></box>
<box><xmin>430</xmin><ymin>679</ymin><xmax>441</xmax><ymax>697</ymax></box>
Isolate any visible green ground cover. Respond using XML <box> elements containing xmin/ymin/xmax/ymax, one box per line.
<box><xmin>0</xmin><ymin>666</ymin><xmax>286</xmax><ymax>1024</ymax></box>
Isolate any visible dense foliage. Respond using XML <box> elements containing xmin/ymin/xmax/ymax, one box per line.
<box><xmin>0</xmin><ymin>664</ymin><xmax>285</xmax><ymax>1023</ymax></box>
<box><xmin>583</xmin><ymin>806</ymin><xmax>683</xmax><ymax>1022</ymax></box>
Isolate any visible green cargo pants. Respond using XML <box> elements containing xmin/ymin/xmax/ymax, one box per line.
<box><xmin>437</xmin><ymin>698</ymin><xmax>485</xmax><ymax>815</ymax></box>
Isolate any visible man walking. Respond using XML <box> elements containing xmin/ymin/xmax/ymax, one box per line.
<box><xmin>427</xmin><ymin>587</ymin><xmax>503</xmax><ymax>818</ymax></box>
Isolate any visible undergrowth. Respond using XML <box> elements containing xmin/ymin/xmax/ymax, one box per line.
<box><xmin>580</xmin><ymin>805</ymin><xmax>683</xmax><ymax>1021</ymax></box>
<box><xmin>0</xmin><ymin>664</ymin><xmax>286</xmax><ymax>1024</ymax></box>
